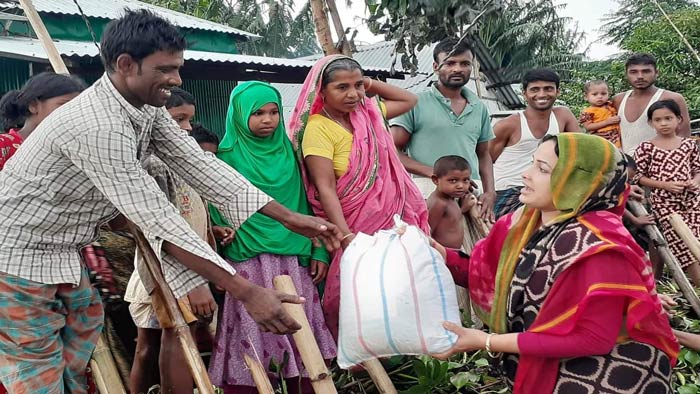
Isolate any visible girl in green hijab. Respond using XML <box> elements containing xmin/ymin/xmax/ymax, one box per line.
<box><xmin>208</xmin><ymin>81</ymin><xmax>336</xmax><ymax>393</ymax></box>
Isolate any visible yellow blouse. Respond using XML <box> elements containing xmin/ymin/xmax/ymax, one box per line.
<box><xmin>302</xmin><ymin>115</ymin><xmax>352</xmax><ymax>178</ymax></box>
<box><xmin>301</xmin><ymin>103</ymin><xmax>386</xmax><ymax>178</ymax></box>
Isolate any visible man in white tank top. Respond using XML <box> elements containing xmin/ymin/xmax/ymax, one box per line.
<box><xmin>612</xmin><ymin>53</ymin><xmax>690</xmax><ymax>155</ymax></box>
<box><xmin>490</xmin><ymin>69</ymin><xmax>579</xmax><ymax>219</ymax></box>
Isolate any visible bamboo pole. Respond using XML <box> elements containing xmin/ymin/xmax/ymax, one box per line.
<box><xmin>628</xmin><ymin>201</ymin><xmax>700</xmax><ymax>316</ymax></box>
<box><xmin>17</xmin><ymin>0</ymin><xmax>69</xmax><ymax>74</ymax></box>
<box><xmin>669</xmin><ymin>213</ymin><xmax>700</xmax><ymax>266</ymax></box>
<box><xmin>89</xmin><ymin>336</ymin><xmax>127</xmax><ymax>394</ymax></box>
<box><xmin>243</xmin><ymin>354</ymin><xmax>275</xmax><ymax>394</ymax></box>
<box><xmin>129</xmin><ymin>223</ymin><xmax>215</xmax><ymax>394</ymax></box>
<box><xmin>361</xmin><ymin>358</ymin><xmax>398</xmax><ymax>394</ymax></box>
<box><xmin>651</xmin><ymin>0</ymin><xmax>700</xmax><ymax>65</ymax></box>
<box><xmin>272</xmin><ymin>275</ymin><xmax>338</xmax><ymax>394</ymax></box>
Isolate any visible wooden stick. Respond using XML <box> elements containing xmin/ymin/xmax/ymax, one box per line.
<box><xmin>361</xmin><ymin>358</ymin><xmax>398</xmax><ymax>394</ymax></box>
<box><xmin>17</xmin><ymin>0</ymin><xmax>69</xmax><ymax>74</ymax></box>
<box><xmin>243</xmin><ymin>354</ymin><xmax>275</xmax><ymax>394</ymax></box>
<box><xmin>628</xmin><ymin>201</ymin><xmax>700</xmax><ymax>316</ymax></box>
<box><xmin>272</xmin><ymin>275</ymin><xmax>338</xmax><ymax>394</ymax></box>
<box><xmin>128</xmin><ymin>223</ymin><xmax>215</xmax><ymax>394</ymax></box>
<box><xmin>89</xmin><ymin>335</ymin><xmax>127</xmax><ymax>394</ymax></box>
<box><xmin>669</xmin><ymin>213</ymin><xmax>700</xmax><ymax>265</ymax></box>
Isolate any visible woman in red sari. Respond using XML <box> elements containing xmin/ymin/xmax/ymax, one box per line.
<box><xmin>434</xmin><ymin>133</ymin><xmax>678</xmax><ymax>393</ymax></box>
<box><xmin>288</xmin><ymin>55</ymin><xmax>429</xmax><ymax>337</ymax></box>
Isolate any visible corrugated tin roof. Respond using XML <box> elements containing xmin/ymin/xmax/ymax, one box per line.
<box><xmin>0</xmin><ymin>0</ymin><xmax>257</xmax><ymax>39</ymax></box>
<box><xmin>0</xmin><ymin>36</ymin><xmax>401</xmax><ymax>76</ymax></box>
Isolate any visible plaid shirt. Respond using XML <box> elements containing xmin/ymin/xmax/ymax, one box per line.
<box><xmin>0</xmin><ymin>74</ymin><xmax>271</xmax><ymax>297</ymax></box>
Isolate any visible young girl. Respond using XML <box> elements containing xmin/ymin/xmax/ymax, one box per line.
<box><xmin>0</xmin><ymin>72</ymin><xmax>85</xmax><ymax>169</ymax></box>
<box><xmin>208</xmin><ymin>81</ymin><xmax>336</xmax><ymax>394</ymax></box>
<box><xmin>633</xmin><ymin>99</ymin><xmax>700</xmax><ymax>286</ymax></box>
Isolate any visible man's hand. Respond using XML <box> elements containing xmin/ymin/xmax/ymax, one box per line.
<box><xmin>477</xmin><ymin>191</ymin><xmax>496</xmax><ymax>222</ymax></box>
<box><xmin>187</xmin><ymin>285</ymin><xmax>217</xmax><ymax>321</ymax></box>
<box><xmin>309</xmin><ymin>260</ymin><xmax>329</xmax><ymax>285</ymax></box>
<box><xmin>212</xmin><ymin>225</ymin><xmax>235</xmax><ymax>246</ymax></box>
<box><xmin>284</xmin><ymin>213</ymin><xmax>342</xmax><ymax>251</ymax></box>
<box><xmin>235</xmin><ymin>282</ymin><xmax>304</xmax><ymax>334</ymax></box>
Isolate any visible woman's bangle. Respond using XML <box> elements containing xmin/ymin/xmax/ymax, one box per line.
<box><xmin>485</xmin><ymin>333</ymin><xmax>498</xmax><ymax>357</ymax></box>
<box><xmin>341</xmin><ymin>233</ymin><xmax>354</xmax><ymax>241</ymax></box>
<box><xmin>364</xmin><ymin>77</ymin><xmax>373</xmax><ymax>91</ymax></box>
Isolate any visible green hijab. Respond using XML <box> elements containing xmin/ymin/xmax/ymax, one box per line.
<box><xmin>209</xmin><ymin>81</ymin><xmax>328</xmax><ymax>265</ymax></box>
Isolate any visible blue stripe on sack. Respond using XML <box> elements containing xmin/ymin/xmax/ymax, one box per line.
<box><xmin>426</xmin><ymin>239</ymin><xmax>457</xmax><ymax>345</ymax></box>
<box><xmin>380</xmin><ymin>234</ymin><xmax>401</xmax><ymax>354</ymax></box>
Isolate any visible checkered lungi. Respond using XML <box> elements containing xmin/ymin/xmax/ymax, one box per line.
<box><xmin>494</xmin><ymin>187</ymin><xmax>524</xmax><ymax>219</ymax></box>
<box><xmin>0</xmin><ymin>266</ymin><xmax>103</xmax><ymax>394</ymax></box>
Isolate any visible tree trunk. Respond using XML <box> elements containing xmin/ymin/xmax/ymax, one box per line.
<box><xmin>309</xmin><ymin>0</ymin><xmax>338</xmax><ymax>55</ymax></box>
<box><xmin>325</xmin><ymin>0</ymin><xmax>352</xmax><ymax>56</ymax></box>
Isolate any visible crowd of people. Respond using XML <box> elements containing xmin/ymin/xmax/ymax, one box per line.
<box><xmin>0</xmin><ymin>8</ymin><xmax>698</xmax><ymax>394</ymax></box>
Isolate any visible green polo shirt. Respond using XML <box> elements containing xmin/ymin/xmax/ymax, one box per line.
<box><xmin>390</xmin><ymin>85</ymin><xmax>494</xmax><ymax>181</ymax></box>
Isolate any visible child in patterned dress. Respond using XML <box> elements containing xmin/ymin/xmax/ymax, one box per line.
<box><xmin>633</xmin><ymin>99</ymin><xmax>700</xmax><ymax>286</ymax></box>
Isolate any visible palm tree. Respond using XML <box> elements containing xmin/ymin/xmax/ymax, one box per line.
<box><xmin>142</xmin><ymin>0</ymin><xmax>322</xmax><ymax>57</ymax></box>
<box><xmin>477</xmin><ymin>0</ymin><xmax>585</xmax><ymax>82</ymax></box>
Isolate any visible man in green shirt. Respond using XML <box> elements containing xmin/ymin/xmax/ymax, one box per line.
<box><xmin>391</xmin><ymin>38</ymin><xmax>496</xmax><ymax>221</ymax></box>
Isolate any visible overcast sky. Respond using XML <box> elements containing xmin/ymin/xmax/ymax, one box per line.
<box><xmin>335</xmin><ymin>0</ymin><xmax>620</xmax><ymax>60</ymax></box>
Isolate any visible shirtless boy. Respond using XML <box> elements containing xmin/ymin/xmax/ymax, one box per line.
<box><xmin>428</xmin><ymin>155</ymin><xmax>471</xmax><ymax>249</ymax></box>
<box><xmin>612</xmin><ymin>53</ymin><xmax>690</xmax><ymax>155</ymax></box>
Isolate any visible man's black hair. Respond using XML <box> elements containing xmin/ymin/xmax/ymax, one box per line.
<box><xmin>165</xmin><ymin>87</ymin><xmax>196</xmax><ymax>109</ymax></box>
<box><xmin>522</xmin><ymin>68</ymin><xmax>561</xmax><ymax>90</ymax></box>
<box><xmin>100</xmin><ymin>9</ymin><xmax>187</xmax><ymax>73</ymax></box>
<box><xmin>433</xmin><ymin>37</ymin><xmax>473</xmax><ymax>63</ymax></box>
<box><xmin>625</xmin><ymin>53</ymin><xmax>657</xmax><ymax>70</ymax></box>
<box><xmin>433</xmin><ymin>155</ymin><xmax>471</xmax><ymax>177</ymax></box>
<box><xmin>190</xmin><ymin>123</ymin><xmax>220</xmax><ymax>146</ymax></box>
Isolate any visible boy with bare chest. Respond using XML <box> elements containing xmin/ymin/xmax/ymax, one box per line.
<box><xmin>427</xmin><ymin>156</ymin><xmax>471</xmax><ymax>249</ymax></box>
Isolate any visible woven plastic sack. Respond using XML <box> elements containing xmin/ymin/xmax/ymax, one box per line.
<box><xmin>337</xmin><ymin>215</ymin><xmax>460</xmax><ymax>368</ymax></box>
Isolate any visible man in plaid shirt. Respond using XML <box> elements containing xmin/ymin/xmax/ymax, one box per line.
<box><xmin>0</xmin><ymin>9</ymin><xmax>340</xmax><ymax>393</ymax></box>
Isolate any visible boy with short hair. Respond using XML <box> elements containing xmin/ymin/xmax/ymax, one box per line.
<box><xmin>427</xmin><ymin>155</ymin><xmax>471</xmax><ymax>249</ymax></box>
<box><xmin>579</xmin><ymin>80</ymin><xmax>622</xmax><ymax>148</ymax></box>
<box><xmin>126</xmin><ymin>91</ymin><xmax>223</xmax><ymax>394</ymax></box>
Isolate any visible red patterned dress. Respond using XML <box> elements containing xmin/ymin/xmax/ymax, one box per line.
<box><xmin>0</xmin><ymin>129</ymin><xmax>23</xmax><ymax>170</ymax></box>
<box><xmin>634</xmin><ymin>138</ymin><xmax>700</xmax><ymax>269</ymax></box>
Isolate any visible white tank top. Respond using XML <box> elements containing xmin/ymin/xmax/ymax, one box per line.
<box><xmin>619</xmin><ymin>89</ymin><xmax>664</xmax><ymax>155</ymax></box>
<box><xmin>494</xmin><ymin>110</ymin><xmax>559</xmax><ymax>190</ymax></box>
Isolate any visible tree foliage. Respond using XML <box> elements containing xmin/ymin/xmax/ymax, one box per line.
<box><xmin>364</xmin><ymin>0</ymin><xmax>584</xmax><ymax>82</ymax></box>
<box><xmin>476</xmin><ymin>0</ymin><xmax>585</xmax><ymax>83</ymax></box>
<box><xmin>622</xmin><ymin>8</ymin><xmax>700</xmax><ymax>118</ymax></box>
<box><xmin>600</xmin><ymin>0</ymin><xmax>698</xmax><ymax>46</ymax></box>
<box><xmin>142</xmin><ymin>0</ymin><xmax>321</xmax><ymax>57</ymax></box>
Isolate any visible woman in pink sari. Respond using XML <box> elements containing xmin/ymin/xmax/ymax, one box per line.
<box><xmin>289</xmin><ymin>55</ymin><xmax>429</xmax><ymax>337</ymax></box>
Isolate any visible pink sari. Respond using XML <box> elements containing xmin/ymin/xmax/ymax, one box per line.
<box><xmin>288</xmin><ymin>55</ymin><xmax>429</xmax><ymax>337</ymax></box>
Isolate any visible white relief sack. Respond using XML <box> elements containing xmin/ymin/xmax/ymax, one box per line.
<box><xmin>337</xmin><ymin>215</ymin><xmax>461</xmax><ymax>369</ymax></box>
